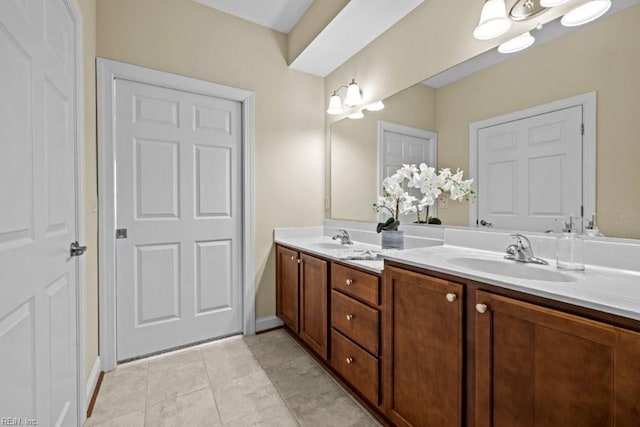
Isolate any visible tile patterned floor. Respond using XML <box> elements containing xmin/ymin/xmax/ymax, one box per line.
<box><xmin>86</xmin><ymin>329</ymin><xmax>380</xmax><ymax>426</ymax></box>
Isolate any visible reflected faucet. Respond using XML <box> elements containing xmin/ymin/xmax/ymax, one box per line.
<box><xmin>332</xmin><ymin>229</ymin><xmax>353</xmax><ymax>245</ymax></box>
<box><xmin>504</xmin><ymin>234</ymin><xmax>548</xmax><ymax>265</ymax></box>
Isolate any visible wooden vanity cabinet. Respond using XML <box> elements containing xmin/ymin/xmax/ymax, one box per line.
<box><xmin>276</xmin><ymin>245</ymin><xmax>299</xmax><ymax>332</ymax></box>
<box><xmin>474</xmin><ymin>290</ymin><xmax>640</xmax><ymax>427</ymax></box>
<box><xmin>382</xmin><ymin>266</ymin><xmax>464</xmax><ymax>427</ymax></box>
<box><xmin>299</xmin><ymin>253</ymin><xmax>329</xmax><ymax>359</ymax></box>
<box><xmin>330</xmin><ymin>263</ymin><xmax>382</xmax><ymax>406</ymax></box>
<box><xmin>276</xmin><ymin>245</ymin><xmax>329</xmax><ymax>359</ymax></box>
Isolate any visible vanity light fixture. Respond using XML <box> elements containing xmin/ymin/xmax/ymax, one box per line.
<box><xmin>364</xmin><ymin>100</ymin><xmax>385</xmax><ymax>111</ymax></box>
<box><xmin>498</xmin><ymin>31</ymin><xmax>536</xmax><ymax>53</ymax></box>
<box><xmin>473</xmin><ymin>0</ymin><xmax>512</xmax><ymax>40</ymax></box>
<box><xmin>327</xmin><ymin>78</ymin><xmax>363</xmax><ymax>115</ymax></box>
<box><xmin>561</xmin><ymin>0</ymin><xmax>611</xmax><ymax>27</ymax></box>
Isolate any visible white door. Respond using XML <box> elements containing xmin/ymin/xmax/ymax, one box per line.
<box><xmin>115</xmin><ymin>79</ymin><xmax>243</xmax><ymax>361</ymax></box>
<box><xmin>379</xmin><ymin>122</ymin><xmax>437</xmax><ymax>222</ymax></box>
<box><xmin>477</xmin><ymin>106</ymin><xmax>583</xmax><ymax>232</ymax></box>
<box><xmin>0</xmin><ymin>0</ymin><xmax>80</xmax><ymax>425</ymax></box>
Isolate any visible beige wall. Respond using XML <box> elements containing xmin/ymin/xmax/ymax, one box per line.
<box><xmin>435</xmin><ymin>6</ymin><xmax>640</xmax><ymax>238</ymax></box>
<box><xmin>331</xmin><ymin>83</ymin><xmax>436</xmax><ymax>221</ymax></box>
<box><xmin>96</xmin><ymin>0</ymin><xmax>325</xmax><ymax>321</ymax></box>
<box><xmin>76</xmin><ymin>0</ymin><xmax>98</xmax><ymax>383</ymax></box>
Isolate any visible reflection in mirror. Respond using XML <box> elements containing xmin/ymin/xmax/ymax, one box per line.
<box><xmin>329</xmin><ymin>3</ymin><xmax>640</xmax><ymax>239</ymax></box>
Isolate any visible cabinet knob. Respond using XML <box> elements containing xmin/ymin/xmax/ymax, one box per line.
<box><xmin>476</xmin><ymin>303</ymin><xmax>488</xmax><ymax>314</ymax></box>
<box><xmin>346</xmin><ymin>314</ymin><xmax>353</xmax><ymax>321</ymax></box>
<box><xmin>345</xmin><ymin>279</ymin><xmax>353</xmax><ymax>286</ymax></box>
<box><xmin>445</xmin><ymin>293</ymin><xmax>457</xmax><ymax>302</ymax></box>
<box><xmin>346</xmin><ymin>357</ymin><xmax>354</xmax><ymax>365</ymax></box>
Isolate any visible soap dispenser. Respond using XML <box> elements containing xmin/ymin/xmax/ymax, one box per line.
<box><xmin>585</xmin><ymin>213</ymin><xmax>604</xmax><ymax>237</ymax></box>
<box><xmin>556</xmin><ymin>216</ymin><xmax>585</xmax><ymax>271</ymax></box>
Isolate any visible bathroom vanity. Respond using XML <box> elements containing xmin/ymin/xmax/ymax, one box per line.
<box><xmin>274</xmin><ymin>229</ymin><xmax>640</xmax><ymax>427</ymax></box>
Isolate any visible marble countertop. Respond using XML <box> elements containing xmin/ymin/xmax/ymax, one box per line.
<box><xmin>275</xmin><ymin>235</ymin><xmax>640</xmax><ymax>321</ymax></box>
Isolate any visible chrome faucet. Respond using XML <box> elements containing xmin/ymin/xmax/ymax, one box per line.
<box><xmin>332</xmin><ymin>229</ymin><xmax>353</xmax><ymax>245</ymax></box>
<box><xmin>504</xmin><ymin>234</ymin><xmax>548</xmax><ymax>265</ymax></box>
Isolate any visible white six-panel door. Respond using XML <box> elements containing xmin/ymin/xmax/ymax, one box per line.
<box><xmin>477</xmin><ymin>106</ymin><xmax>583</xmax><ymax>232</ymax></box>
<box><xmin>114</xmin><ymin>79</ymin><xmax>243</xmax><ymax>361</ymax></box>
<box><xmin>0</xmin><ymin>0</ymin><xmax>79</xmax><ymax>425</ymax></box>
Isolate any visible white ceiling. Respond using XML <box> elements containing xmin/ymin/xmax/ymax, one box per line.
<box><xmin>193</xmin><ymin>0</ymin><xmax>313</xmax><ymax>34</ymax></box>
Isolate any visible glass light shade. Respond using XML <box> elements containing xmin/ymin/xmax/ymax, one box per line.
<box><xmin>561</xmin><ymin>0</ymin><xmax>611</xmax><ymax>27</ymax></box>
<box><xmin>347</xmin><ymin>110</ymin><xmax>364</xmax><ymax>120</ymax></box>
<box><xmin>498</xmin><ymin>32</ymin><xmax>535</xmax><ymax>54</ymax></box>
<box><xmin>344</xmin><ymin>80</ymin><xmax>363</xmax><ymax>107</ymax></box>
<box><xmin>473</xmin><ymin>0</ymin><xmax>512</xmax><ymax>40</ymax></box>
<box><xmin>326</xmin><ymin>93</ymin><xmax>343</xmax><ymax>115</ymax></box>
<box><xmin>540</xmin><ymin>0</ymin><xmax>570</xmax><ymax>7</ymax></box>
<box><xmin>364</xmin><ymin>100</ymin><xmax>385</xmax><ymax>111</ymax></box>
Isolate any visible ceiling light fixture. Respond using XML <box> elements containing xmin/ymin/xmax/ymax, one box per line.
<box><xmin>473</xmin><ymin>0</ymin><xmax>512</xmax><ymax>40</ymax></box>
<box><xmin>561</xmin><ymin>0</ymin><xmax>611</xmax><ymax>27</ymax></box>
<box><xmin>327</xmin><ymin>78</ymin><xmax>363</xmax><ymax>115</ymax></box>
<box><xmin>498</xmin><ymin>31</ymin><xmax>536</xmax><ymax>53</ymax></box>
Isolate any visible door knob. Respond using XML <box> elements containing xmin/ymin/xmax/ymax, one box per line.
<box><xmin>346</xmin><ymin>357</ymin><xmax>353</xmax><ymax>365</ymax></box>
<box><xmin>70</xmin><ymin>241</ymin><xmax>87</xmax><ymax>257</ymax></box>
<box><xmin>476</xmin><ymin>303</ymin><xmax>488</xmax><ymax>314</ymax></box>
<box><xmin>346</xmin><ymin>314</ymin><xmax>353</xmax><ymax>321</ymax></box>
<box><xmin>345</xmin><ymin>279</ymin><xmax>353</xmax><ymax>286</ymax></box>
<box><xmin>445</xmin><ymin>293</ymin><xmax>457</xmax><ymax>302</ymax></box>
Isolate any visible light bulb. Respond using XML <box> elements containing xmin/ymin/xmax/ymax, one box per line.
<box><xmin>561</xmin><ymin>0</ymin><xmax>611</xmax><ymax>27</ymax></box>
<box><xmin>498</xmin><ymin>32</ymin><xmax>535</xmax><ymax>54</ymax></box>
<box><xmin>326</xmin><ymin>93</ymin><xmax>343</xmax><ymax>115</ymax></box>
<box><xmin>473</xmin><ymin>0</ymin><xmax>511</xmax><ymax>40</ymax></box>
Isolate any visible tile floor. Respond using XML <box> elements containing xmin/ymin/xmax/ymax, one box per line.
<box><xmin>86</xmin><ymin>329</ymin><xmax>380</xmax><ymax>426</ymax></box>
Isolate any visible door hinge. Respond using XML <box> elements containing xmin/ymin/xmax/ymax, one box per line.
<box><xmin>580</xmin><ymin>205</ymin><xmax>584</xmax><ymax>217</ymax></box>
<box><xmin>580</xmin><ymin>123</ymin><xmax>584</xmax><ymax>135</ymax></box>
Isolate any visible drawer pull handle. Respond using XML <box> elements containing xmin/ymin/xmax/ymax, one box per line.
<box><xmin>346</xmin><ymin>314</ymin><xmax>353</xmax><ymax>321</ymax></box>
<box><xmin>346</xmin><ymin>357</ymin><xmax>354</xmax><ymax>365</ymax></box>
<box><xmin>476</xmin><ymin>303</ymin><xmax>488</xmax><ymax>314</ymax></box>
<box><xmin>445</xmin><ymin>293</ymin><xmax>457</xmax><ymax>302</ymax></box>
<box><xmin>346</xmin><ymin>279</ymin><xmax>353</xmax><ymax>286</ymax></box>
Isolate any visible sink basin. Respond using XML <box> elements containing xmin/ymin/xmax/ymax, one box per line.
<box><xmin>448</xmin><ymin>257</ymin><xmax>577</xmax><ymax>283</ymax></box>
<box><xmin>306</xmin><ymin>242</ymin><xmax>369</xmax><ymax>251</ymax></box>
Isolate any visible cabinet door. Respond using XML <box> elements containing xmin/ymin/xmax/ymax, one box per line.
<box><xmin>300</xmin><ymin>253</ymin><xmax>329</xmax><ymax>359</ymax></box>
<box><xmin>383</xmin><ymin>266</ymin><xmax>463</xmax><ymax>427</ymax></box>
<box><xmin>475</xmin><ymin>290</ymin><xmax>640</xmax><ymax>427</ymax></box>
<box><xmin>276</xmin><ymin>246</ymin><xmax>299</xmax><ymax>332</ymax></box>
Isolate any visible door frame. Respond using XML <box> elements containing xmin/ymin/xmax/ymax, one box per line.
<box><xmin>468</xmin><ymin>92</ymin><xmax>596</xmax><ymax>228</ymax></box>
<box><xmin>97</xmin><ymin>58</ymin><xmax>256</xmax><ymax>371</ymax></box>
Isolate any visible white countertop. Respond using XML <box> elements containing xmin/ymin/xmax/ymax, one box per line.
<box><xmin>275</xmin><ymin>234</ymin><xmax>640</xmax><ymax>321</ymax></box>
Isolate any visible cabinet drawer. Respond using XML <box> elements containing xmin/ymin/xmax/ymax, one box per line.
<box><xmin>332</xmin><ymin>291</ymin><xmax>379</xmax><ymax>355</ymax></box>
<box><xmin>331</xmin><ymin>329</ymin><xmax>379</xmax><ymax>405</ymax></box>
<box><xmin>331</xmin><ymin>263</ymin><xmax>380</xmax><ymax>306</ymax></box>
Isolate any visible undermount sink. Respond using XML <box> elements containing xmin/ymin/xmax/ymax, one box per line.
<box><xmin>448</xmin><ymin>257</ymin><xmax>577</xmax><ymax>283</ymax></box>
<box><xmin>306</xmin><ymin>241</ymin><xmax>369</xmax><ymax>251</ymax></box>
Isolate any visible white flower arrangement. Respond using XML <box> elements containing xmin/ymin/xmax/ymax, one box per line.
<box><xmin>373</xmin><ymin>163</ymin><xmax>475</xmax><ymax>231</ymax></box>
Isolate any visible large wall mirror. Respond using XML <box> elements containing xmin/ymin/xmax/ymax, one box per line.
<box><xmin>329</xmin><ymin>1</ymin><xmax>640</xmax><ymax>240</ymax></box>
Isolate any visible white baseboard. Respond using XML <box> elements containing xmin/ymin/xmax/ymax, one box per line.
<box><xmin>85</xmin><ymin>356</ymin><xmax>102</xmax><ymax>413</ymax></box>
<box><xmin>256</xmin><ymin>315</ymin><xmax>283</xmax><ymax>332</ymax></box>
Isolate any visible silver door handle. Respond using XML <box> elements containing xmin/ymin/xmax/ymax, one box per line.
<box><xmin>479</xmin><ymin>219</ymin><xmax>493</xmax><ymax>227</ymax></box>
<box><xmin>70</xmin><ymin>241</ymin><xmax>87</xmax><ymax>257</ymax></box>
